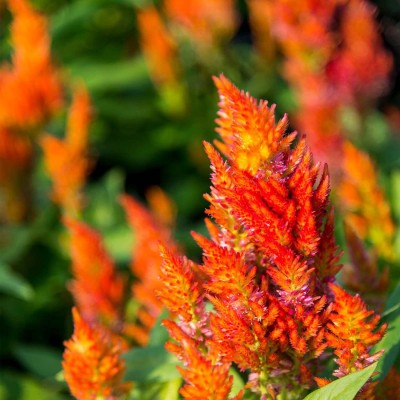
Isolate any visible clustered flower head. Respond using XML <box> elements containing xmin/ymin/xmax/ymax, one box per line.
<box><xmin>121</xmin><ymin>191</ymin><xmax>180</xmax><ymax>345</ymax></box>
<box><xmin>164</xmin><ymin>0</ymin><xmax>238</xmax><ymax>50</ymax></box>
<box><xmin>64</xmin><ymin>219</ymin><xmax>126</xmax><ymax>333</ymax></box>
<box><xmin>248</xmin><ymin>0</ymin><xmax>392</xmax><ymax>169</ymax></box>
<box><xmin>0</xmin><ymin>0</ymin><xmax>62</xmax><ymax>129</ymax></box>
<box><xmin>157</xmin><ymin>76</ymin><xmax>387</xmax><ymax>399</ymax></box>
<box><xmin>63</xmin><ymin>308</ymin><xmax>130</xmax><ymax>400</ymax></box>
<box><xmin>137</xmin><ymin>6</ymin><xmax>179</xmax><ymax>89</ymax></box>
<box><xmin>338</xmin><ymin>141</ymin><xmax>396</xmax><ymax>262</ymax></box>
<box><xmin>0</xmin><ymin>0</ymin><xmax>63</xmax><ymax>222</ymax></box>
<box><xmin>41</xmin><ymin>86</ymin><xmax>92</xmax><ymax>216</ymax></box>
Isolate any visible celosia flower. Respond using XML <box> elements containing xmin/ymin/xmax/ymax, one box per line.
<box><xmin>0</xmin><ymin>0</ymin><xmax>62</xmax><ymax>129</ymax></box>
<box><xmin>164</xmin><ymin>0</ymin><xmax>238</xmax><ymax>49</ymax></box>
<box><xmin>338</xmin><ymin>141</ymin><xmax>396</xmax><ymax>262</ymax></box>
<box><xmin>159</xmin><ymin>76</ymin><xmax>386</xmax><ymax>399</ymax></box>
<box><xmin>65</xmin><ymin>219</ymin><xmax>125</xmax><ymax>332</ymax></box>
<box><xmin>253</xmin><ymin>0</ymin><xmax>392</xmax><ymax>169</ymax></box>
<box><xmin>121</xmin><ymin>192</ymin><xmax>180</xmax><ymax>345</ymax></box>
<box><xmin>158</xmin><ymin>246</ymin><xmax>241</xmax><ymax>400</ymax></box>
<box><xmin>41</xmin><ymin>86</ymin><xmax>91</xmax><ymax>215</ymax></box>
<box><xmin>137</xmin><ymin>6</ymin><xmax>178</xmax><ymax>88</ymax></box>
<box><xmin>324</xmin><ymin>284</ymin><xmax>386</xmax><ymax>397</ymax></box>
<box><xmin>247</xmin><ymin>0</ymin><xmax>275</xmax><ymax>61</ymax></box>
<box><xmin>63</xmin><ymin>308</ymin><xmax>131</xmax><ymax>400</ymax></box>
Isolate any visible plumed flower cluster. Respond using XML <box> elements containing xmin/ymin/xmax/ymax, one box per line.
<box><xmin>158</xmin><ymin>76</ymin><xmax>386</xmax><ymax>399</ymax></box>
<box><xmin>0</xmin><ymin>0</ymin><xmax>63</xmax><ymax>222</ymax></box>
<box><xmin>41</xmin><ymin>86</ymin><xmax>92</xmax><ymax>216</ymax></box>
<box><xmin>339</xmin><ymin>141</ymin><xmax>396</xmax><ymax>262</ymax></box>
<box><xmin>248</xmin><ymin>0</ymin><xmax>392</xmax><ymax>169</ymax></box>
<box><xmin>64</xmin><ymin>219</ymin><xmax>126</xmax><ymax>333</ymax></box>
<box><xmin>121</xmin><ymin>190</ymin><xmax>179</xmax><ymax>345</ymax></box>
<box><xmin>0</xmin><ymin>0</ymin><xmax>62</xmax><ymax>129</ymax></box>
<box><xmin>136</xmin><ymin>0</ymin><xmax>238</xmax><ymax>95</ymax></box>
<box><xmin>63</xmin><ymin>308</ymin><xmax>130</xmax><ymax>400</ymax></box>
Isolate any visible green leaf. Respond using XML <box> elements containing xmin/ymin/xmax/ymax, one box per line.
<box><xmin>373</xmin><ymin>283</ymin><xmax>400</xmax><ymax>381</ymax></box>
<box><xmin>13</xmin><ymin>345</ymin><xmax>62</xmax><ymax>379</ymax></box>
<box><xmin>148</xmin><ymin>309</ymin><xmax>170</xmax><ymax>347</ymax></box>
<box><xmin>303</xmin><ymin>362</ymin><xmax>377</xmax><ymax>400</ymax></box>
<box><xmin>66</xmin><ymin>58</ymin><xmax>149</xmax><ymax>92</ymax></box>
<box><xmin>128</xmin><ymin>379</ymin><xmax>181</xmax><ymax>400</ymax></box>
<box><xmin>0</xmin><ymin>263</ymin><xmax>34</xmax><ymax>300</ymax></box>
<box><xmin>391</xmin><ymin>170</ymin><xmax>400</xmax><ymax>220</ymax></box>
<box><xmin>0</xmin><ymin>371</ymin><xmax>67</xmax><ymax>400</ymax></box>
<box><xmin>229</xmin><ymin>367</ymin><xmax>244</xmax><ymax>397</ymax></box>
<box><xmin>124</xmin><ymin>345</ymin><xmax>180</xmax><ymax>383</ymax></box>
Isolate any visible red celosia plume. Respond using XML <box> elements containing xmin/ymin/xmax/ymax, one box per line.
<box><xmin>250</xmin><ymin>0</ymin><xmax>392</xmax><ymax>169</ymax></box>
<box><xmin>158</xmin><ymin>75</ymin><xmax>387</xmax><ymax>399</ymax></box>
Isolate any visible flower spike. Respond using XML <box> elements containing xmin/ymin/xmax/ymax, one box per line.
<box><xmin>63</xmin><ymin>308</ymin><xmax>131</xmax><ymax>400</ymax></box>
<box><xmin>159</xmin><ymin>76</ymin><xmax>387</xmax><ymax>399</ymax></box>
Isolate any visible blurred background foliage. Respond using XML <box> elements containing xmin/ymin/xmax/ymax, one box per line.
<box><xmin>0</xmin><ymin>0</ymin><xmax>399</xmax><ymax>399</ymax></box>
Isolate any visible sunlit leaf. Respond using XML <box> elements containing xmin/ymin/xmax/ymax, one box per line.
<box><xmin>373</xmin><ymin>283</ymin><xmax>400</xmax><ymax>381</ymax></box>
<box><xmin>303</xmin><ymin>362</ymin><xmax>377</xmax><ymax>400</ymax></box>
<box><xmin>0</xmin><ymin>263</ymin><xmax>34</xmax><ymax>300</ymax></box>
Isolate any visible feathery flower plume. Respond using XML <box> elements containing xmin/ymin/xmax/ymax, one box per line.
<box><xmin>121</xmin><ymin>192</ymin><xmax>179</xmax><ymax>345</ymax></box>
<box><xmin>158</xmin><ymin>246</ymin><xmax>241</xmax><ymax>400</ymax></box>
<box><xmin>0</xmin><ymin>0</ymin><xmax>62</xmax><ymax>129</ymax></box>
<box><xmin>323</xmin><ymin>284</ymin><xmax>386</xmax><ymax>397</ymax></box>
<box><xmin>41</xmin><ymin>86</ymin><xmax>91</xmax><ymax>216</ymax></box>
<box><xmin>247</xmin><ymin>0</ymin><xmax>275</xmax><ymax>61</ymax></box>
<box><xmin>65</xmin><ymin>219</ymin><xmax>125</xmax><ymax>333</ymax></box>
<box><xmin>164</xmin><ymin>0</ymin><xmax>238</xmax><ymax>49</ymax></box>
<box><xmin>159</xmin><ymin>75</ymin><xmax>386</xmax><ymax>399</ymax></box>
<box><xmin>338</xmin><ymin>141</ymin><xmax>396</xmax><ymax>262</ymax></box>
<box><xmin>0</xmin><ymin>0</ymin><xmax>63</xmax><ymax>221</ymax></box>
<box><xmin>137</xmin><ymin>6</ymin><xmax>178</xmax><ymax>89</ymax></box>
<box><xmin>251</xmin><ymin>0</ymin><xmax>392</xmax><ymax>168</ymax></box>
<box><xmin>63</xmin><ymin>308</ymin><xmax>130</xmax><ymax>400</ymax></box>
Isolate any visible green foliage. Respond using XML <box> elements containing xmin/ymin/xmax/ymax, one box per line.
<box><xmin>373</xmin><ymin>283</ymin><xmax>400</xmax><ymax>381</ymax></box>
<box><xmin>0</xmin><ymin>263</ymin><xmax>34</xmax><ymax>301</ymax></box>
<box><xmin>303</xmin><ymin>363</ymin><xmax>378</xmax><ymax>400</ymax></box>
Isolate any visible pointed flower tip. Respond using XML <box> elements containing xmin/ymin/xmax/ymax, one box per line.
<box><xmin>212</xmin><ymin>73</ymin><xmax>226</xmax><ymax>86</ymax></box>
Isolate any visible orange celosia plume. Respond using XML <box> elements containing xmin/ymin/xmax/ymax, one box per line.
<box><xmin>0</xmin><ymin>0</ymin><xmax>63</xmax><ymax>222</ymax></box>
<box><xmin>338</xmin><ymin>141</ymin><xmax>396</xmax><ymax>262</ymax></box>
<box><xmin>158</xmin><ymin>75</ymin><xmax>386</xmax><ymax>399</ymax></box>
<box><xmin>63</xmin><ymin>308</ymin><xmax>130</xmax><ymax>400</ymax></box>
<box><xmin>0</xmin><ymin>0</ymin><xmax>62</xmax><ymax>129</ymax></box>
<box><xmin>121</xmin><ymin>191</ymin><xmax>180</xmax><ymax>345</ymax></box>
<box><xmin>41</xmin><ymin>86</ymin><xmax>91</xmax><ymax>216</ymax></box>
<box><xmin>137</xmin><ymin>6</ymin><xmax>178</xmax><ymax>88</ymax></box>
<box><xmin>65</xmin><ymin>219</ymin><xmax>125</xmax><ymax>333</ymax></box>
<box><xmin>164</xmin><ymin>0</ymin><xmax>238</xmax><ymax>48</ymax></box>
<box><xmin>250</xmin><ymin>0</ymin><xmax>392</xmax><ymax>169</ymax></box>
<box><xmin>158</xmin><ymin>246</ymin><xmax>241</xmax><ymax>400</ymax></box>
